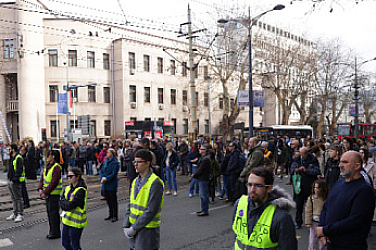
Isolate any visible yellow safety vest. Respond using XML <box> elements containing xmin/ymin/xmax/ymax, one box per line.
<box><xmin>43</xmin><ymin>163</ymin><xmax>63</xmax><ymax>195</ymax></box>
<box><xmin>129</xmin><ymin>173</ymin><xmax>164</xmax><ymax>228</ymax></box>
<box><xmin>62</xmin><ymin>185</ymin><xmax>87</xmax><ymax>229</ymax></box>
<box><xmin>233</xmin><ymin>195</ymin><xmax>279</xmax><ymax>250</ymax></box>
<box><xmin>13</xmin><ymin>154</ymin><xmax>25</xmax><ymax>182</ymax></box>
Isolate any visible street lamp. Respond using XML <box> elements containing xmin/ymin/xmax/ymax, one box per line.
<box><xmin>218</xmin><ymin>4</ymin><xmax>285</xmax><ymax>138</ymax></box>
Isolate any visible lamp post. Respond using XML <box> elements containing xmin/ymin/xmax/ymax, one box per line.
<box><xmin>218</xmin><ymin>4</ymin><xmax>285</xmax><ymax>138</ymax></box>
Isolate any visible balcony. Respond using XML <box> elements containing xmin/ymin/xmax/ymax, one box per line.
<box><xmin>6</xmin><ymin>100</ymin><xmax>18</xmax><ymax>112</ymax></box>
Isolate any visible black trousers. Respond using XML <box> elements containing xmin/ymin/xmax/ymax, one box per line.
<box><xmin>104</xmin><ymin>190</ymin><xmax>118</xmax><ymax>219</ymax></box>
<box><xmin>46</xmin><ymin>195</ymin><xmax>61</xmax><ymax>237</ymax></box>
<box><xmin>22</xmin><ymin>182</ymin><xmax>30</xmax><ymax>207</ymax></box>
<box><xmin>77</xmin><ymin>159</ymin><xmax>86</xmax><ymax>174</ymax></box>
<box><xmin>294</xmin><ymin>184</ymin><xmax>311</xmax><ymax>226</ymax></box>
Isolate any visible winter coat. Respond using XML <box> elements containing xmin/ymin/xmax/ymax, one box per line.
<box><xmin>227</xmin><ymin>149</ymin><xmax>240</xmax><ymax>175</ymax></box>
<box><xmin>240</xmin><ymin>142</ymin><xmax>264</xmax><ymax>178</ymax></box>
<box><xmin>100</xmin><ymin>156</ymin><xmax>120</xmax><ymax>191</ymax></box>
<box><xmin>274</xmin><ymin>145</ymin><xmax>288</xmax><ymax>165</ymax></box>
<box><xmin>291</xmin><ymin>153</ymin><xmax>321</xmax><ymax>191</ymax></box>
<box><xmin>324</xmin><ymin>158</ymin><xmax>340</xmax><ymax>190</ymax></box>
<box><xmin>193</xmin><ymin>154</ymin><xmax>211</xmax><ymax>181</ymax></box>
<box><xmin>305</xmin><ymin>195</ymin><xmax>326</xmax><ymax>225</ymax></box>
<box><xmin>232</xmin><ymin>186</ymin><xmax>297</xmax><ymax>250</ymax></box>
<box><xmin>177</xmin><ymin>143</ymin><xmax>189</xmax><ymax>161</ymax></box>
<box><xmin>162</xmin><ymin>150</ymin><xmax>179</xmax><ymax>169</ymax></box>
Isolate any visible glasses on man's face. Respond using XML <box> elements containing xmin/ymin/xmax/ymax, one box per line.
<box><xmin>133</xmin><ymin>160</ymin><xmax>146</xmax><ymax>165</ymax></box>
<box><xmin>67</xmin><ymin>175</ymin><xmax>75</xmax><ymax>179</ymax></box>
<box><xmin>246</xmin><ymin>183</ymin><xmax>270</xmax><ymax>189</ymax></box>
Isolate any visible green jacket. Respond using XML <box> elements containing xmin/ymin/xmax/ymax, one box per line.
<box><xmin>240</xmin><ymin>143</ymin><xmax>264</xmax><ymax>178</ymax></box>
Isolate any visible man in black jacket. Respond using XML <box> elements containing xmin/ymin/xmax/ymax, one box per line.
<box><xmin>177</xmin><ymin>139</ymin><xmax>189</xmax><ymax>175</ymax></box>
<box><xmin>226</xmin><ymin>142</ymin><xmax>240</xmax><ymax>205</ymax></box>
<box><xmin>192</xmin><ymin>145</ymin><xmax>211</xmax><ymax>216</ymax></box>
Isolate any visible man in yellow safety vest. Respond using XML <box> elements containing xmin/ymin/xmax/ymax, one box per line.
<box><xmin>232</xmin><ymin>167</ymin><xmax>297</xmax><ymax>250</ymax></box>
<box><xmin>123</xmin><ymin>149</ymin><xmax>164</xmax><ymax>250</ymax></box>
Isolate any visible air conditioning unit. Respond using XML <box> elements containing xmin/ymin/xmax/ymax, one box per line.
<box><xmin>130</xmin><ymin>68</ymin><xmax>135</xmax><ymax>75</ymax></box>
<box><xmin>182</xmin><ymin>106</ymin><xmax>189</xmax><ymax>112</ymax></box>
<box><xmin>159</xmin><ymin>104</ymin><xmax>165</xmax><ymax>110</ymax></box>
<box><xmin>130</xmin><ymin>102</ymin><xmax>137</xmax><ymax>109</ymax></box>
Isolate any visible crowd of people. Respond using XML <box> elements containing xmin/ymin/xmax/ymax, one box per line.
<box><xmin>2</xmin><ymin>133</ymin><xmax>376</xmax><ymax>250</ymax></box>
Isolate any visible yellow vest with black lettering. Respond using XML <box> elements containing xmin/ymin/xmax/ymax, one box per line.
<box><xmin>62</xmin><ymin>185</ymin><xmax>87</xmax><ymax>228</ymax></box>
<box><xmin>233</xmin><ymin>195</ymin><xmax>279</xmax><ymax>250</ymax></box>
<box><xmin>43</xmin><ymin>163</ymin><xmax>63</xmax><ymax>195</ymax></box>
<box><xmin>13</xmin><ymin>154</ymin><xmax>25</xmax><ymax>182</ymax></box>
<box><xmin>129</xmin><ymin>173</ymin><xmax>164</xmax><ymax>228</ymax></box>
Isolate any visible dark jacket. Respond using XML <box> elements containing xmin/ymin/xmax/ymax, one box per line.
<box><xmin>60</xmin><ymin>178</ymin><xmax>87</xmax><ymax>211</ymax></box>
<box><xmin>227</xmin><ymin>149</ymin><xmax>240</xmax><ymax>175</ymax></box>
<box><xmin>7</xmin><ymin>153</ymin><xmax>24</xmax><ymax>183</ymax></box>
<box><xmin>324</xmin><ymin>158</ymin><xmax>340</xmax><ymax>190</ymax></box>
<box><xmin>177</xmin><ymin>142</ymin><xmax>189</xmax><ymax>161</ymax></box>
<box><xmin>291</xmin><ymin>153</ymin><xmax>321</xmax><ymax>190</ymax></box>
<box><xmin>186</xmin><ymin>151</ymin><xmax>200</xmax><ymax>165</ymax></box>
<box><xmin>232</xmin><ymin>186</ymin><xmax>297</xmax><ymax>250</ymax></box>
<box><xmin>26</xmin><ymin>146</ymin><xmax>37</xmax><ymax>179</ymax></box>
<box><xmin>127</xmin><ymin>146</ymin><xmax>143</xmax><ymax>182</ymax></box>
<box><xmin>193</xmin><ymin>154</ymin><xmax>211</xmax><ymax>181</ymax></box>
<box><xmin>86</xmin><ymin>146</ymin><xmax>96</xmax><ymax>161</ymax></box>
<box><xmin>221</xmin><ymin>153</ymin><xmax>231</xmax><ymax>175</ymax></box>
<box><xmin>241</xmin><ymin>143</ymin><xmax>264</xmax><ymax>178</ymax></box>
<box><xmin>100</xmin><ymin>156</ymin><xmax>120</xmax><ymax>191</ymax></box>
<box><xmin>151</xmin><ymin>147</ymin><xmax>163</xmax><ymax>167</ymax></box>
<box><xmin>215</xmin><ymin>151</ymin><xmax>224</xmax><ymax>166</ymax></box>
<box><xmin>274</xmin><ymin>144</ymin><xmax>289</xmax><ymax>164</ymax></box>
<box><xmin>162</xmin><ymin>150</ymin><xmax>179</xmax><ymax>169</ymax></box>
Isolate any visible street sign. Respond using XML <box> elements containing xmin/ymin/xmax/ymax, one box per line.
<box><xmin>78</xmin><ymin>115</ymin><xmax>91</xmax><ymax>135</ymax></box>
<box><xmin>163</xmin><ymin>121</ymin><xmax>174</xmax><ymax>126</ymax></box>
<box><xmin>125</xmin><ymin>121</ymin><xmax>135</xmax><ymax>126</ymax></box>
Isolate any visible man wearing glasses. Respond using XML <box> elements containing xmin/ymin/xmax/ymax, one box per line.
<box><xmin>232</xmin><ymin>167</ymin><xmax>297</xmax><ymax>250</ymax></box>
<box><xmin>123</xmin><ymin>149</ymin><xmax>164</xmax><ymax>250</ymax></box>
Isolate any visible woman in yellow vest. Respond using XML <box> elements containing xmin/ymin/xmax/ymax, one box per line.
<box><xmin>60</xmin><ymin>167</ymin><xmax>87</xmax><ymax>250</ymax></box>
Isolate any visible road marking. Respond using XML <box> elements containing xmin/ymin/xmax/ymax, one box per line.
<box><xmin>190</xmin><ymin>204</ymin><xmax>230</xmax><ymax>215</ymax></box>
<box><xmin>0</xmin><ymin>238</ymin><xmax>13</xmax><ymax>248</ymax></box>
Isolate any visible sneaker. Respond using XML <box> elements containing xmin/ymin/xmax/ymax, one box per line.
<box><xmin>189</xmin><ymin>194</ymin><xmax>193</xmax><ymax>198</ymax></box>
<box><xmin>218</xmin><ymin>196</ymin><xmax>224</xmax><ymax>200</ymax></box>
<box><xmin>173</xmin><ymin>191</ymin><xmax>177</xmax><ymax>196</ymax></box>
<box><xmin>6</xmin><ymin>213</ymin><xmax>15</xmax><ymax>221</ymax></box>
<box><xmin>166</xmin><ymin>191</ymin><xmax>171</xmax><ymax>195</ymax></box>
<box><xmin>14</xmin><ymin>214</ymin><xmax>24</xmax><ymax>223</ymax></box>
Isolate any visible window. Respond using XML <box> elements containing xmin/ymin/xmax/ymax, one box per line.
<box><xmin>182</xmin><ymin>62</ymin><xmax>187</xmax><ymax>77</ymax></box>
<box><xmin>48</xmin><ymin>50</ymin><xmax>58</xmax><ymax>67</ymax></box>
<box><xmin>103</xmin><ymin>53</ymin><xmax>110</xmax><ymax>70</ymax></box>
<box><xmin>219</xmin><ymin>97</ymin><xmax>223</xmax><ymax>109</ymax></box>
<box><xmin>158</xmin><ymin>88</ymin><xmax>164</xmax><ymax>104</ymax></box>
<box><xmin>129</xmin><ymin>52</ymin><xmax>135</xmax><ymax>74</ymax></box>
<box><xmin>204</xmin><ymin>92</ymin><xmax>209</xmax><ymax>107</ymax></box>
<box><xmin>104</xmin><ymin>120</ymin><xmax>111</xmax><ymax>136</ymax></box>
<box><xmin>205</xmin><ymin>119</ymin><xmax>209</xmax><ymax>134</ymax></box>
<box><xmin>145</xmin><ymin>117</ymin><xmax>152</xmax><ymax>122</ymax></box>
<box><xmin>129</xmin><ymin>85</ymin><xmax>136</xmax><ymax>102</ymax></box>
<box><xmin>90</xmin><ymin>120</ymin><xmax>96</xmax><ymax>136</ymax></box>
<box><xmin>50</xmin><ymin>120</ymin><xmax>58</xmax><ymax>138</ymax></box>
<box><xmin>143</xmin><ymin>54</ymin><xmax>150</xmax><ymax>72</ymax></box>
<box><xmin>70</xmin><ymin>120</ymin><xmax>78</xmax><ymax>129</ymax></box>
<box><xmin>49</xmin><ymin>85</ymin><xmax>58</xmax><ymax>102</ymax></box>
<box><xmin>182</xmin><ymin>90</ymin><xmax>188</xmax><ymax>106</ymax></box>
<box><xmin>4</xmin><ymin>39</ymin><xmax>14</xmax><ymax>59</ymax></box>
<box><xmin>157</xmin><ymin>57</ymin><xmax>163</xmax><ymax>73</ymax></box>
<box><xmin>103</xmin><ymin>87</ymin><xmax>110</xmax><ymax>103</ymax></box>
<box><xmin>172</xmin><ymin>118</ymin><xmax>177</xmax><ymax>134</ymax></box>
<box><xmin>144</xmin><ymin>87</ymin><xmax>150</xmax><ymax>103</ymax></box>
<box><xmin>158</xmin><ymin>117</ymin><xmax>164</xmax><ymax>122</ymax></box>
<box><xmin>183</xmin><ymin>119</ymin><xmax>188</xmax><ymax>134</ymax></box>
<box><xmin>88</xmin><ymin>86</ymin><xmax>96</xmax><ymax>102</ymax></box>
<box><xmin>68</xmin><ymin>50</ymin><xmax>77</xmax><ymax>66</ymax></box>
<box><xmin>130</xmin><ymin>117</ymin><xmax>137</xmax><ymax>121</ymax></box>
<box><xmin>87</xmin><ymin>51</ymin><xmax>95</xmax><ymax>68</ymax></box>
<box><xmin>197</xmin><ymin>119</ymin><xmax>200</xmax><ymax>134</ymax></box>
<box><xmin>203</xmin><ymin>65</ymin><xmax>208</xmax><ymax>79</ymax></box>
<box><xmin>170</xmin><ymin>60</ymin><xmax>176</xmax><ymax>75</ymax></box>
<box><xmin>71</xmin><ymin>86</ymin><xmax>78</xmax><ymax>101</ymax></box>
<box><xmin>170</xmin><ymin>89</ymin><xmax>176</xmax><ymax>105</ymax></box>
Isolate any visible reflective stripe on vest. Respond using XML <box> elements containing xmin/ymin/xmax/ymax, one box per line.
<box><xmin>13</xmin><ymin>154</ymin><xmax>25</xmax><ymax>182</ymax></box>
<box><xmin>62</xmin><ymin>186</ymin><xmax>87</xmax><ymax>228</ymax></box>
<box><xmin>43</xmin><ymin>163</ymin><xmax>63</xmax><ymax>195</ymax></box>
<box><xmin>129</xmin><ymin>173</ymin><xmax>164</xmax><ymax>228</ymax></box>
<box><xmin>233</xmin><ymin>195</ymin><xmax>279</xmax><ymax>250</ymax></box>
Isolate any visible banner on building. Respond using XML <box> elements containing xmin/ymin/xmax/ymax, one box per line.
<box><xmin>0</xmin><ymin>110</ymin><xmax>12</xmax><ymax>142</ymax></box>
<box><xmin>58</xmin><ymin>93</ymin><xmax>67</xmax><ymax>114</ymax></box>
<box><xmin>237</xmin><ymin>90</ymin><xmax>249</xmax><ymax>107</ymax></box>
<box><xmin>349</xmin><ymin>104</ymin><xmax>364</xmax><ymax>117</ymax></box>
<box><xmin>253</xmin><ymin>90</ymin><xmax>265</xmax><ymax>107</ymax></box>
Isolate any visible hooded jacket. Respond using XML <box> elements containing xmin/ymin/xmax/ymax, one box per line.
<box><xmin>232</xmin><ymin>186</ymin><xmax>297</xmax><ymax>250</ymax></box>
<box><xmin>240</xmin><ymin>142</ymin><xmax>264</xmax><ymax>178</ymax></box>
<box><xmin>324</xmin><ymin>158</ymin><xmax>340</xmax><ymax>190</ymax></box>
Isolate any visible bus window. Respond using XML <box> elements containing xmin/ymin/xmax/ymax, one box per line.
<box><xmin>338</xmin><ymin>124</ymin><xmax>351</xmax><ymax>136</ymax></box>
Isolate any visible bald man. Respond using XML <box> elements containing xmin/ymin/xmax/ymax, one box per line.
<box><xmin>316</xmin><ymin>151</ymin><xmax>375</xmax><ymax>250</ymax></box>
<box><xmin>291</xmin><ymin>147</ymin><xmax>321</xmax><ymax>229</ymax></box>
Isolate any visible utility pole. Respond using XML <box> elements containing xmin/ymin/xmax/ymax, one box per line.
<box><xmin>187</xmin><ymin>5</ymin><xmax>197</xmax><ymax>141</ymax></box>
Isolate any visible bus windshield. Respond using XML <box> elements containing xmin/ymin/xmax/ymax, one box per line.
<box><xmin>338</xmin><ymin>124</ymin><xmax>351</xmax><ymax>136</ymax></box>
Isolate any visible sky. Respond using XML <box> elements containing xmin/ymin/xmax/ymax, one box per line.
<box><xmin>3</xmin><ymin>0</ymin><xmax>376</xmax><ymax>70</ymax></box>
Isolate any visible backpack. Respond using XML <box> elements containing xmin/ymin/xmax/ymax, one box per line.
<box><xmin>237</xmin><ymin>153</ymin><xmax>247</xmax><ymax>174</ymax></box>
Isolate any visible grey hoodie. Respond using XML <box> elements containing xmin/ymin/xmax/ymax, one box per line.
<box><xmin>232</xmin><ymin>186</ymin><xmax>297</xmax><ymax>250</ymax></box>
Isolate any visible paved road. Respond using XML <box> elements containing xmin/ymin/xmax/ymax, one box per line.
<box><xmin>0</xmin><ymin>174</ymin><xmax>375</xmax><ymax>249</ymax></box>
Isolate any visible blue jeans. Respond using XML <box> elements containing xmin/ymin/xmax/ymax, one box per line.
<box><xmin>220</xmin><ymin>175</ymin><xmax>228</xmax><ymax>198</ymax></box>
<box><xmin>165</xmin><ymin>166</ymin><xmax>177</xmax><ymax>191</ymax></box>
<box><xmin>86</xmin><ymin>161</ymin><xmax>93</xmax><ymax>175</ymax></box>
<box><xmin>68</xmin><ymin>159</ymin><xmax>76</xmax><ymax>168</ymax></box>
<box><xmin>226</xmin><ymin>174</ymin><xmax>237</xmax><ymax>202</ymax></box>
<box><xmin>160</xmin><ymin>165</ymin><xmax>165</xmax><ymax>182</ymax></box>
<box><xmin>62</xmin><ymin>224</ymin><xmax>83</xmax><ymax>250</ymax></box>
<box><xmin>198</xmin><ymin>180</ymin><xmax>209</xmax><ymax>214</ymax></box>
<box><xmin>189</xmin><ymin>164</ymin><xmax>199</xmax><ymax>195</ymax></box>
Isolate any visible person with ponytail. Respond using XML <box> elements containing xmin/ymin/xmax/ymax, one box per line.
<box><xmin>60</xmin><ymin>167</ymin><xmax>87</xmax><ymax>250</ymax></box>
